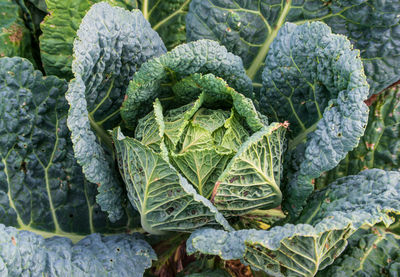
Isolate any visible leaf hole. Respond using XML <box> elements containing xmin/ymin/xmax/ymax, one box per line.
<box><xmin>166</xmin><ymin>207</ymin><xmax>174</xmax><ymax>215</ymax></box>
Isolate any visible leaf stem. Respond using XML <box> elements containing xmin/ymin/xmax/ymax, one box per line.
<box><xmin>88</xmin><ymin>114</ymin><xmax>114</xmax><ymax>150</ymax></box>
<box><xmin>246</xmin><ymin>0</ymin><xmax>292</xmax><ymax>80</ymax></box>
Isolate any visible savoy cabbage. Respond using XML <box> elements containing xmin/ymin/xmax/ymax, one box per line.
<box><xmin>0</xmin><ymin>0</ymin><xmax>399</xmax><ymax>276</ymax></box>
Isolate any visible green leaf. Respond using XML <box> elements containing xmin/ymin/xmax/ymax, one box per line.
<box><xmin>139</xmin><ymin>0</ymin><xmax>191</xmax><ymax>50</ymax></box>
<box><xmin>112</xmin><ymin>127</ymin><xmax>233</xmax><ymax>235</ymax></box>
<box><xmin>39</xmin><ymin>0</ymin><xmax>138</xmax><ymax>79</ymax></box>
<box><xmin>66</xmin><ymin>2</ymin><xmax>166</xmax><ymax>222</ymax></box>
<box><xmin>260</xmin><ymin>22</ymin><xmax>369</xmax><ymax>217</ymax></box>
<box><xmin>191</xmin><ymin>108</ymin><xmax>230</xmax><ymax>133</ymax></box>
<box><xmin>212</xmin><ymin>123</ymin><xmax>286</xmax><ymax>216</ymax></box>
<box><xmin>316</xmin><ymin>84</ymin><xmax>400</xmax><ymax>188</ymax></box>
<box><xmin>0</xmin><ymin>57</ymin><xmax>136</xmax><ymax>241</ymax></box>
<box><xmin>171</xmin><ymin>148</ymin><xmax>232</xmax><ymax>199</ymax></box>
<box><xmin>318</xmin><ymin>227</ymin><xmax>400</xmax><ymax>277</ymax></box>
<box><xmin>135</xmin><ymin>111</ymin><xmax>163</xmax><ymax>152</ymax></box>
<box><xmin>0</xmin><ymin>0</ymin><xmax>35</xmax><ymax>63</ymax></box>
<box><xmin>121</xmin><ymin>40</ymin><xmax>254</xmax><ymax>129</ymax></box>
<box><xmin>187</xmin><ymin>0</ymin><xmax>400</xmax><ymax>94</ymax></box>
<box><xmin>220</xmin><ymin>109</ymin><xmax>250</xmax><ymax>153</ymax></box>
<box><xmin>27</xmin><ymin>0</ymin><xmax>47</xmax><ymax>12</ymax></box>
<box><xmin>188</xmin><ymin>169</ymin><xmax>400</xmax><ymax>277</ymax></box>
<box><xmin>163</xmin><ymin>101</ymin><xmax>203</xmax><ymax>149</ymax></box>
<box><xmin>0</xmin><ymin>223</ymin><xmax>155</xmax><ymax>276</ymax></box>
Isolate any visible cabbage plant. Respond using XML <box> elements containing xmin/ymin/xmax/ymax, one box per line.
<box><xmin>0</xmin><ymin>0</ymin><xmax>399</xmax><ymax>276</ymax></box>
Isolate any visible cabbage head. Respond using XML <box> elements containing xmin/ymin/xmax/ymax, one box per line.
<box><xmin>113</xmin><ymin>41</ymin><xmax>287</xmax><ymax>234</ymax></box>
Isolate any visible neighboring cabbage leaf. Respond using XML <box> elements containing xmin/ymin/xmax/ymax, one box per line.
<box><xmin>212</xmin><ymin>123</ymin><xmax>286</xmax><ymax>216</ymax></box>
<box><xmin>186</xmin><ymin>0</ymin><xmax>400</xmax><ymax>95</ymax></box>
<box><xmin>316</xmin><ymin>84</ymin><xmax>400</xmax><ymax>188</ymax></box>
<box><xmin>0</xmin><ymin>224</ymin><xmax>156</xmax><ymax>277</ymax></box>
<box><xmin>39</xmin><ymin>0</ymin><xmax>138</xmax><ymax>80</ymax></box>
<box><xmin>318</xmin><ymin>227</ymin><xmax>400</xmax><ymax>277</ymax></box>
<box><xmin>188</xmin><ymin>169</ymin><xmax>400</xmax><ymax>277</ymax></box>
<box><xmin>138</xmin><ymin>0</ymin><xmax>192</xmax><ymax>50</ymax></box>
<box><xmin>111</xmin><ymin>127</ymin><xmax>233</xmax><ymax>235</ymax></box>
<box><xmin>40</xmin><ymin>0</ymin><xmax>193</xmax><ymax>79</ymax></box>
<box><xmin>0</xmin><ymin>0</ymin><xmax>35</xmax><ymax>64</ymax></box>
<box><xmin>0</xmin><ymin>57</ymin><xmax>137</xmax><ymax>241</ymax></box>
<box><xmin>66</xmin><ymin>2</ymin><xmax>166</xmax><ymax>222</ymax></box>
<box><xmin>121</xmin><ymin>39</ymin><xmax>253</xmax><ymax>129</ymax></box>
<box><xmin>260</xmin><ymin>22</ymin><xmax>369</xmax><ymax>217</ymax></box>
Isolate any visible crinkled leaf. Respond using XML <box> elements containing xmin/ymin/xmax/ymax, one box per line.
<box><xmin>140</xmin><ymin>0</ymin><xmax>191</xmax><ymax>50</ymax></box>
<box><xmin>188</xmin><ymin>169</ymin><xmax>400</xmax><ymax>277</ymax></box>
<box><xmin>66</xmin><ymin>2</ymin><xmax>166</xmax><ymax>221</ymax></box>
<box><xmin>191</xmin><ymin>108</ymin><xmax>230</xmax><ymax>133</ymax></box>
<box><xmin>0</xmin><ymin>223</ymin><xmax>155</xmax><ymax>277</ymax></box>
<box><xmin>212</xmin><ymin>123</ymin><xmax>286</xmax><ymax>216</ymax></box>
<box><xmin>0</xmin><ymin>57</ymin><xmax>136</xmax><ymax>241</ymax></box>
<box><xmin>187</xmin><ymin>0</ymin><xmax>400</xmax><ymax>94</ymax></box>
<box><xmin>171</xmin><ymin>149</ymin><xmax>232</xmax><ymax>199</ymax></box>
<box><xmin>111</xmin><ymin>127</ymin><xmax>233</xmax><ymax>235</ymax></box>
<box><xmin>39</xmin><ymin>0</ymin><xmax>138</xmax><ymax>79</ymax></box>
<box><xmin>0</xmin><ymin>0</ymin><xmax>35</xmax><ymax>63</ymax></box>
<box><xmin>318</xmin><ymin>227</ymin><xmax>400</xmax><ymax>277</ymax></box>
<box><xmin>121</xmin><ymin>40</ymin><xmax>254</xmax><ymax>129</ymax></box>
<box><xmin>220</xmin><ymin>109</ymin><xmax>250</xmax><ymax>152</ymax></box>
<box><xmin>316</xmin><ymin>84</ymin><xmax>400</xmax><ymax>188</ymax></box>
<box><xmin>163</xmin><ymin>100</ymin><xmax>203</xmax><ymax>149</ymax></box>
<box><xmin>40</xmin><ymin>0</ymin><xmax>194</xmax><ymax>79</ymax></box>
<box><xmin>260</xmin><ymin>22</ymin><xmax>369</xmax><ymax>217</ymax></box>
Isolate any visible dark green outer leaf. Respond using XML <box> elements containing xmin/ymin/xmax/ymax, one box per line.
<box><xmin>121</xmin><ymin>39</ymin><xmax>253</xmax><ymax>129</ymax></box>
<box><xmin>318</xmin><ymin>227</ymin><xmax>400</xmax><ymax>277</ymax></box>
<box><xmin>261</xmin><ymin>22</ymin><xmax>369</xmax><ymax>217</ymax></box>
<box><xmin>27</xmin><ymin>0</ymin><xmax>47</xmax><ymax>12</ymax></box>
<box><xmin>141</xmin><ymin>0</ymin><xmax>191</xmax><ymax>50</ymax></box>
<box><xmin>0</xmin><ymin>0</ymin><xmax>35</xmax><ymax>64</ymax></box>
<box><xmin>316</xmin><ymin>84</ymin><xmax>400</xmax><ymax>188</ymax></box>
<box><xmin>66</xmin><ymin>2</ymin><xmax>166</xmax><ymax>222</ymax></box>
<box><xmin>39</xmin><ymin>0</ymin><xmax>138</xmax><ymax>80</ymax></box>
<box><xmin>0</xmin><ymin>57</ymin><xmax>136</xmax><ymax>240</ymax></box>
<box><xmin>188</xmin><ymin>169</ymin><xmax>400</xmax><ymax>276</ymax></box>
<box><xmin>187</xmin><ymin>0</ymin><xmax>400</xmax><ymax>95</ymax></box>
<box><xmin>0</xmin><ymin>223</ymin><xmax>156</xmax><ymax>277</ymax></box>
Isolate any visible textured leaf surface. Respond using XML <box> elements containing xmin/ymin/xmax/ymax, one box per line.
<box><xmin>39</xmin><ymin>0</ymin><xmax>137</xmax><ymax>79</ymax></box>
<box><xmin>187</xmin><ymin>0</ymin><xmax>400</xmax><ymax>94</ymax></box>
<box><xmin>260</xmin><ymin>22</ymin><xmax>369</xmax><ymax>217</ymax></box>
<box><xmin>316</xmin><ymin>84</ymin><xmax>400</xmax><ymax>188</ymax></box>
<box><xmin>112</xmin><ymin>127</ymin><xmax>233</xmax><ymax>235</ymax></box>
<box><xmin>0</xmin><ymin>57</ymin><xmax>136</xmax><ymax>241</ymax></box>
<box><xmin>0</xmin><ymin>0</ymin><xmax>34</xmax><ymax>63</ymax></box>
<box><xmin>140</xmin><ymin>0</ymin><xmax>191</xmax><ymax>50</ymax></box>
<box><xmin>66</xmin><ymin>2</ymin><xmax>165</xmax><ymax>221</ymax></box>
<box><xmin>40</xmin><ymin>0</ymin><xmax>194</xmax><ymax>79</ymax></box>
<box><xmin>318</xmin><ymin>227</ymin><xmax>400</xmax><ymax>277</ymax></box>
<box><xmin>188</xmin><ymin>169</ymin><xmax>400</xmax><ymax>276</ymax></box>
<box><xmin>212</xmin><ymin>123</ymin><xmax>286</xmax><ymax>216</ymax></box>
<box><xmin>27</xmin><ymin>0</ymin><xmax>47</xmax><ymax>11</ymax></box>
<box><xmin>121</xmin><ymin>40</ymin><xmax>253</xmax><ymax>129</ymax></box>
<box><xmin>0</xmin><ymin>223</ymin><xmax>155</xmax><ymax>277</ymax></box>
